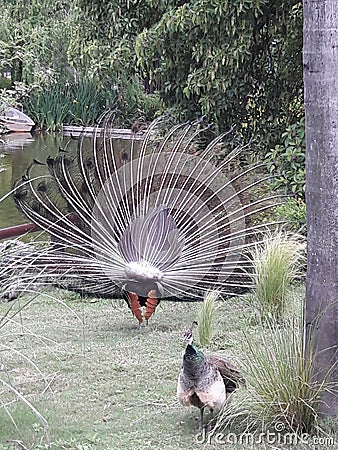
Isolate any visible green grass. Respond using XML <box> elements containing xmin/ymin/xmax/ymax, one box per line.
<box><xmin>0</xmin><ymin>287</ymin><xmax>336</xmax><ymax>450</ymax></box>
<box><xmin>0</xmin><ymin>293</ymin><xmax>219</xmax><ymax>449</ymax></box>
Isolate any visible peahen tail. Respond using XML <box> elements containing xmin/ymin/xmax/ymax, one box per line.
<box><xmin>8</xmin><ymin>111</ymin><xmax>282</xmax><ymax>300</ymax></box>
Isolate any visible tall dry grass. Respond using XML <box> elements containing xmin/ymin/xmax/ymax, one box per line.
<box><xmin>215</xmin><ymin>299</ymin><xmax>337</xmax><ymax>437</ymax></box>
<box><xmin>197</xmin><ymin>290</ymin><xmax>219</xmax><ymax>347</ymax></box>
<box><xmin>250</xmin><ymin>230</ymin><xmax>306</xmax><ymax>321</ymax></box>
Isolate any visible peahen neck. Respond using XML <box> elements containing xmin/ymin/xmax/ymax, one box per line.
<box><xmin>183</xmin><ymin>343</ymin><xmax>206</xmax><ymax>378</ymax></box>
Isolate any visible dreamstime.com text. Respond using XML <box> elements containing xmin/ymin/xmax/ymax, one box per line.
<box><xmin>196</xmin><ymin>423</ymin><xmax>336</xmax><ymax>447</ymax></box>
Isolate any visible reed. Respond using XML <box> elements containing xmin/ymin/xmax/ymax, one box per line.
<box><xmin>25</xmin><ymin>78</ymin><xmax>105</xmax><ymax>130</ymax></box>
<box><xmin>26</xmin><ymin>83</ymin><xmax>72</xmax><ymax>131</ymax></box>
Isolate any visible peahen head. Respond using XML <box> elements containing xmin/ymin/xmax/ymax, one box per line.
<box><xmin>183</xmin><ymin>321</ymin><xmax>205</xmax><ymax>365</ymax></box>
<box><xmin>183</xmin><ymin>321</ymin><xmax>198</xmax><ymax>346</ymax></box>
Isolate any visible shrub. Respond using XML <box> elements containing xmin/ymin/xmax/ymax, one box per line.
<box><xmin>271</xmin><ymin>197</ymin><xmax>306</xmax><ymax>234</ymax></box>
<box><xmin>0</xmin><ymin>76</ymin><xmax>11</xmax><ymax>90</ymax></box>
<box><xmin>113</xmin><ymin>75</ymin><xmax>166</xmax><ymax>126</ymax></box>
<box><xmin>0</xmin><ymin>82</ymin><xmax>31</xmax><ymax>112</ymax></box>
<box><xmin>266</xmin><ymin>117</ymin><xmax>305</xmax><ymax>199</ymax></box>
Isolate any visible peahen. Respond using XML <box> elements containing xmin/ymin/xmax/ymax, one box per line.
<box><xmin>177</xmin><ymin>321</ymin><xmax>245</xmax><ymax>431</ymax></box>
<box><xmin>8</xmin><ymin>110</ymin><xmax>280</xmax><ymax>325</ymax></box>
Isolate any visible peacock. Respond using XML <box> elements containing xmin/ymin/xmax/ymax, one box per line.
<box><xmin>6</xmin><ymin>110</ymin><xmax>280</xmax><ymax>325</ymax></box>
<box><xmin>177</xmin><ymin>321</ymin><xmax>245</xmax><ymax>431</ymax></box>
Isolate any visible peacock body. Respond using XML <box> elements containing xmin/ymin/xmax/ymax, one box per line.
<box><xmin>5</xmin><ymin>111</ymin><xmax>279</xmax><ymax>325</ymax></box>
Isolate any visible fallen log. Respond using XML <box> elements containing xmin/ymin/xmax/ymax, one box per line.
<box><xmin>0</xmin><ymin>222</ymin><xmax>40</xmax><ymax>240</ymax></box>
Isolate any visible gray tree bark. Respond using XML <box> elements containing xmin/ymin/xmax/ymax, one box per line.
<box><xmin>303</xmin><ymin>0</ymin><xmax>338</xmax><ymax>417</ymax></box>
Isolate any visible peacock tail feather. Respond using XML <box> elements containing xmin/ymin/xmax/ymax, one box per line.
<box><xmin>3</xmin><ymin>110</ymin><xmax>283</xmax><ymax>301</ymax></box>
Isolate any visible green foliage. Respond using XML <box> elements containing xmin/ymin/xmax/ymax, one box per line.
<box><xmin>0</xmin><ymin>0</ymin><xmax>76</xmax><ymax>85</ymax></box>
<box><xmin>73</xmin><ymin>1</ymin><xmax>177</xmax><ymax>84</ymax></box>
<box><xmin>0</xmin><ymin>76</ymin><xmax>11</xmax><ymax>90</ymax></box>
<box><xmin>24</xmin><ymin>79</ymin><xmax>108</xmax><ymax>130</ymax></box>
<box><xmin>266</xmin><ymin>117</ymin><xmax>306</xmax><ymax>198</ymax></box>
<box><xmin>26</xmin><ymin>84</ymin><xmax>71</xmax><ymax>131</ymax></box>
<box><xmin>114</xmin><ymin>76</ymin><xmax>166</xmax><ymax>125</ymax></box>
<box><xmin>68</xmin><ymin>79</ymin><xmax>106</xmax><ymax>125</ymax></box>
<box><xmin>76</xmin><ymin>0</ymin><xmax>304</xmax><ymax>150</ymax></box>
<box><xmin>136</xmin><ymin>0</ymin><xmax>303</xmax><ymax>144</ymax></box>
<box><xmin>1</xmin><ymin>0</ymin><xmax>304</xmax><ymax>139</ymax></box>
<box><xmin>271</xmin><ymin>198</ymin><xmax>307</xmax><ymax>234</ymax></box>
<box><xmin>0</xmin><ymin>89</ymin><xmax>14</xmax><ymax>112</ymax></box>
<box><xmin>141</xmin><ymin>92</ymin><xmax>165</xmax><ymax>121</ymax></box>
<box><xmin>24</xmin><ymin>76</ymin><xmax>165</xmax><ymax>130</ymax></box>
<box><xmin>250</xmin><ymin>231</ymin><xmax>306</xmax><ymax>321</ymax></box>
<box><xmin>0</xmin><ymin>82</ymin><xmax>31</xmax><ymax>116</ymax></box>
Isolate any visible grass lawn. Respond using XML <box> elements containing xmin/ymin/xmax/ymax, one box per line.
<box><xmin>0</xmin><ymin>287</ymin><xmax>337</xmax><ymax>450</ymax></box>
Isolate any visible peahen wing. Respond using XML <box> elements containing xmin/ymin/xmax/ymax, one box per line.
<box><xmin>207</xmin><ymin>355</ymin><xmax>246</xmax><ymax>393</ymax></box>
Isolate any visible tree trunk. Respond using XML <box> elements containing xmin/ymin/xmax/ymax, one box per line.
<box><xmin>303</xmin><ymin>0</ymin><xmax>338</xmax><ymax>417</ymax></box>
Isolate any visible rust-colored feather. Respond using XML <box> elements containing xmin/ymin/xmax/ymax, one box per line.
<box><xmin>124</xmin><ymin>289</ymin><xmax>160</xmax><ymax>324</ymax></box>
<box><xmin>144</xmin><ymin>290</ymin><xmax>159</xmax><ymax>321</ymax></box>
<box><xmin>127</xmin><ymin>291</ymin><xmax>143</xmax><ymax>324</ymax></box>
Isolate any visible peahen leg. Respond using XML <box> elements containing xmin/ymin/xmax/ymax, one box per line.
<box><xmin>206</xmin><ymin>408</ymin><xmax>218</xmax><ymax>433</ymax></box>
<box><xmin>199</xmin><ymin>406</ymin><xmax>205</xmax><ymax>431</ymax></box>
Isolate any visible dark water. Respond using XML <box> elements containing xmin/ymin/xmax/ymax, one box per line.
<box><xmin>0</xmin><ymin>132</ymin><xmax>63</xmax><ymax>229</ymax></box>
<box><xmin>0</xmin><ymin>132</ymin><xmax>133</xmax><ymax>232</ymax></box>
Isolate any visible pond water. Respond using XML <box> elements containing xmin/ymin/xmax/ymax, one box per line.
<box><xmin>0</xmin><ymin>132</ymin><xmax>64</xmax><ymax>230</ymax></box>
<box><xmin>0</xmin><ymin>132</ymin><xmax>133</xmax><ymax>233</ymax></box>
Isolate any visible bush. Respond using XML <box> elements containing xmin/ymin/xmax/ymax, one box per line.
<box><xmin>266</xmin><ymin>117</ymin><xmax>305</xmax><ymax>199</ymax></box>
<box><xmin>0</xmin><ymin>82</ymin><xmax>31</xmax><ymax>112</ymax></box>
<box><xmin>0</xmin><ymin>76</ymin><xmax>11</xmax><ymax>90</ymax></box>
<box><xmin>113</xmin><ymin>75</ymin><xmax>166</xmax><ymax>126</ymax></box>
<box><xmin>271</xmin><ymin>197</ymin><xmax>307</xmax><ymax>234</ymax></box>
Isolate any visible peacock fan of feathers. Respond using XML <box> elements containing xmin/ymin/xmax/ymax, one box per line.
<box><xmin>2</xmin><ymin>111</ymin><xmax>282</xmax><ymax>324</ymax></box>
